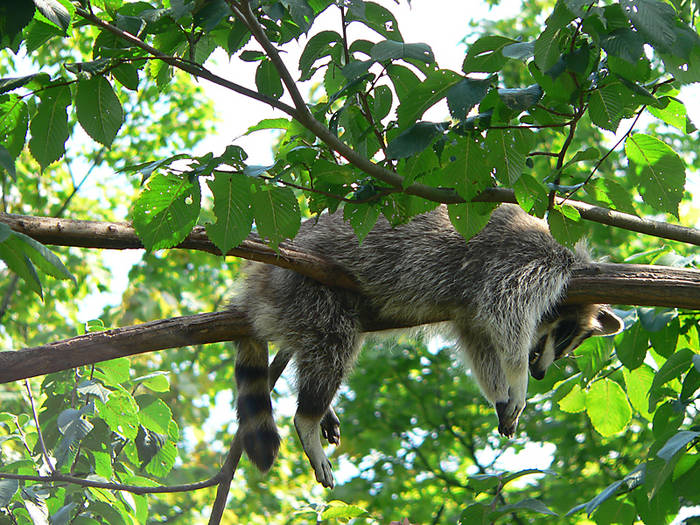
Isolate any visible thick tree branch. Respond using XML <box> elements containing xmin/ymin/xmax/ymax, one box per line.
<box><xmin>0</xmin><ymin>262</ymin><xmax>697</xmax><ymax>384</ymax></box>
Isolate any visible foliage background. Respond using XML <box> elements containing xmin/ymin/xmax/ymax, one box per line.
<box><xmin>0</xmin><ymin>0</ymin><xmax>698</xmax><ymax>523</ymax></box>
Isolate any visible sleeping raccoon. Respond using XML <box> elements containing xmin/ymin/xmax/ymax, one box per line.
<box><xmin>231</xmin><ymin>204</ymin><xmax>623</xmax><ymax>488</ymax></box>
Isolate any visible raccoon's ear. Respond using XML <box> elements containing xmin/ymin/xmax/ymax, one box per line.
<box><xmin>592</xmin><ymin>306</ymin><xmax>624</xmax><ymax>336</ymax></box>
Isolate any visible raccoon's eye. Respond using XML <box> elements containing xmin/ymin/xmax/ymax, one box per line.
<box><xmin>530</xmin><ymin>335</ymin><xmax>546</xmax><ymax>364</ymax></box>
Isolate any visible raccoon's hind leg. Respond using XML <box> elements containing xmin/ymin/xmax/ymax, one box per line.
<box><xmin>291</xmin><ymin>286</ymin><xmax>362</xmax><ymax>489</ymax></box>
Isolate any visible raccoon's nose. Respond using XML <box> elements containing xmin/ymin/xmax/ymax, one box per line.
<box><xmin>530</xmin><ymin>367</ymin><xmax>546</xmax><ymax>380</ymax></box>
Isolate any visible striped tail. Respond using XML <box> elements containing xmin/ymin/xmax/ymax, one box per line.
<box><xmin>235</xmin><ymin>337</ymin><xmax>280</xmax><ymax>472</ymax></box>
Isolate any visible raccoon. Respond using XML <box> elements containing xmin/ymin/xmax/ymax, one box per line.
<box><xmin>231</xmin><ymin>204</ymin><xmax>623</xmax><ymax>488</ymax></box>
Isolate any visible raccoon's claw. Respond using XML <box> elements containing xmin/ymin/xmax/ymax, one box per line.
<box><xmin>495</xmin><ymin>398</ymin><xmax>525</xmax><ymax>437</ymax></box>
<box><xmin>320</xmin><ymin>408</ymin><xmax>341</xmax><ymax>445</ymax></box>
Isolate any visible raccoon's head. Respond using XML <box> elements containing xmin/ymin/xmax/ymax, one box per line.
<box><xmin>529</xmin><ymin>304</ymin><xmax>623</xmax><ymax>380</ymax></box>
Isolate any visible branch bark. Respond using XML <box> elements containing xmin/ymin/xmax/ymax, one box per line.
<box><xmin>0</xmin><ymin>262</ymin><xmax>697</xmax><ymax>384</ymax></box>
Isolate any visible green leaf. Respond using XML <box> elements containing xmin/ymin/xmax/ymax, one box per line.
<box><xmin>385</xmin><ymin>121</ymin><xmax>446</xmax><ymax>159</ymax></box>
<box><xmin>620</xmin><ymin>0</ymin><xmax>679</xmax><ymax>55</ymax></box>
<box><xmin>95</xmin><ymin>357</ymin><xmax>131</xmax><ymax>385</ymax></box>
<box><xmin>299</xmin><ymin>31</ymin><xmax>341</xmax><ymax>79</ymax></box>
<box><xmin>396</xmin><ymin>69</ymin><xmax>461</xmax><ymax>131</ymax></box>
<box><xmin>648</xmin><ymin>98</ymin><xmax>689</xmax><ymax>132</ymax></box>
<box><xmin>513</xmin><ymin>173</ymin><xmax>548</xmax><ymax>216</ymax></box>
<box><xmin>462</xmin><ymin>35</ymin><xmax>516</xmax><ymax>73</ymax></box>
<box><xmin>0</xmin><ymin>479</ymin><xmax>18</xmax><ymax>507</ymax></box>
<box><xmin>650</xmin><ymin>348</ymin><xmax>694</xmax><ymax>396</ymax></box>
<box><xmin>0</xmin><ymin>94</ymin><xmax>29</xmax><ymax>159</ymax></box>
<box><xmin>585</xmin><ymin>378</ymin><xmax>632</xmax><ymax>436</ymax></box>
<box><xmin>345</xmin><ymin>1</ymin><xmax>402</xmax><ymax>41</ymax></box>
<box><xmin>589</xmin><ymin>82</ymin><xmax>624</xmax><ymax>132</ymax></box>
<box><xmin>0</xmin><ymin>1</ymin><xmax>35</xmax><ymax>40</ymax></box>
<box><xmin>446</xmin><ymin>77</ymin><xmax>492</xmax><ymax>120</ymax></box>
<box><xmin>623</xmin><ymin>364</ymin><xmax>655</xmax><ymax>420</ymax></box>
<box><xmin>534</xmin><ymin>24</ymin><xmax>564</xmax><ymax>72</ymax></box>
<box><xmin>250</xmin><ymin>184</ymin><xmax>300</xmax><ymax>249</ymax></box>
<box><xmin>443</xmin><ymin>138</ymin><xmax>492</xmax><ymax>201</ymax></box>
<box><xmin>485</xmin><ymin>128</ymin><xmax>533</xmax><ymax>185</ymax></box>
<box><xmin>370</xmin><ymin>40</ymin><xmax>434</xmax><ymax>64</ymax></box>
<box><xmin>255</xmin><ymin>60</ymin><xmax>284</xmax><ymax>99</ymax></box>
<box><xmin>447</xmin><ymin>202</ymin><xmax>495</xmax><ymax>241</ymax></box>
<box><xmin>657</xmin><ymin>431</ymin><xmax>700</xmax><ymax>462</ymax></box>
<box><xmin>321</xmin><ymin>501</ymin><xmax>369</xmax><ymax>519</ymax></box>
<box><xmin>133</xmin><ymin>372</ymin><xmax>170</xmax><ymax>393</ymax></box>
<box><xmin>600</xmin><ymin>28</ymin><xmax>645</xmax><ymax>62</ymax></box>
<box><xmin>558</xmin><ymin>383</ymin><xmax>586</xmax><ymax>413</ymax></box>
<box><xmin>343</xmin><ymin>202</ymin><xmax>379</xmax><ymax>244</ymax></box>
<box><xmin>206</xmin><ymin>173</ymin><xmax>254</xmax><ymax>255</ymax></box>
<box><xmin>29</xmin><ymin>84</ymin><xmax>70</xmax><ymax>169</ymax></box>
<box><xmin>245</xmin><ymin>118</ymin><xmax>291</xmax><ymax>134</ymax></box>
<box><xmin>75</xmin><ymin>77</ymin><xmax>123</xmax><ymax>147</ymax></box>
<box><xmin>34</xmin><ymin>0</ymin><xmax>73</xmax><ymax>32</ymax></box>
<box><xmin>132</xmin><ymin>173</ymin><xmax>202</xmax><ymax>251</ymax></box>
<box><xmin>625</xmin><ymin>133</ymin><xmax>685</xmax><ymax>218</ymax></box>
<box><xmin>547</xmin><ymin>208</ymin><xmax>586</xmax><ymax>247</ymax></box>
<box><xmin>137</xmin><ymin>395</ymin><xmax>172</xmax><ymax>434</ymax></box>
<box><xmin>97</xmin><ymin>391</ymin><xmax>139</xmax><ymax>440</ymax></box>
<box><xmin>616</xmin><ymin>322</ymin><xmax>648</xmax><ymax>369</ymax></box>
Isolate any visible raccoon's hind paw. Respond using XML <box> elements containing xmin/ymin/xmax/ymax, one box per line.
<box><xmin>320</xmin><ymin>408</ymin><xmax>341</xmax><ymax>445</ymax></box>
<box><xmin>495</xmin><ymin>397</ymin><xmax>525</xmax><ymax>438</ymax></box>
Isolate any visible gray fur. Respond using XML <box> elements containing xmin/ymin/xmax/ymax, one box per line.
<box><xmin>232</xmin><ymin>204</ymin><xmax>623</xmax><ymax>488</ymax></box>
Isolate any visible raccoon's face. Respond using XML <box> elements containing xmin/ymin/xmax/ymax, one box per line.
<box><xmin>529</xmin><ymin>305</ymin><xmax>623</xmax><ymax>380</ymax></box>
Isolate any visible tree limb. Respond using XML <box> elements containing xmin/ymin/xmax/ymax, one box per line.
<box><xmin>0</xmin><ymin>262</ymin><xmax>697</xmax><ymax>384</ymax></box>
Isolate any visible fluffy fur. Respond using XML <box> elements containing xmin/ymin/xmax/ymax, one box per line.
<box><xmin>231</xmin><ymin>204</ymin><xmax>622</xmax><ymax>487</ymax></box>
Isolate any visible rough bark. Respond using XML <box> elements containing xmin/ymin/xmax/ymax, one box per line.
<box><xmin>0</xmin><ymin>262</ymin><xmax>698</xmax><ymax>384</ymax></box>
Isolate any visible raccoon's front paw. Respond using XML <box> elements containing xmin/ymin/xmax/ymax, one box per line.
<box><xmin>495</xmin><ymin>397</ymin><xmax>525</xmax><ymax>437</ymax></box>
<box><xmin>320</xmin><ymin>408</ymin><xmax>340</xmax><ymax>445</ymax></box>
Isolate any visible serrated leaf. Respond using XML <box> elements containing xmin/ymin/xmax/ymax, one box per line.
<box><xmin>29</xmin><ymin>84</ymin><xmax>70</xmax><ymax>169</ymax></box>
<box><xmin>370</xmin><ymin>40</ymin><xmax>434</xmax><ymax>64</ymax></box>
<box><xmin>443</xmin><ymin>138</ymin><xmax>492</xmax><ymax>201</ymax></box>
<box><xmin>345</xmin><ymin>1</ymin><xmax>402</xmax><ymax>41</ymax></box>
<box><xmin>0</xmin><ymin>239</ymin><xmax>42</xmax><ymax>297</ymax></box>
<box><xmin>585</xmin><ymin>378</ymin><xmax>632</xmax><ymax>436</ymax></box>
<box><xmin>620</xmin><ymin>0</ymin><xmax>679</xmax><ymax>54</ymax></box>
<box><xmin>548</xmin><ymin>208</ymin><xmax>585</xmax><ymax>247</ymax></box>
<box><xmin>650</xmin><ymin>348</ymin><xmax>694</xmax><ymax>394</ymax></box>
<box><xmin>648</xmin><ymin>98</ymin><xmax>688</xmax><ymax>132</ymax></box>
<box><xmin>137</xmin><ymin>395</ymin><xmax>172</xmax><ymax>435</ymax></box>
<box><xmin>502</xmin><ymin>41</ymin><xmax>535</xmax><ymax>60</ymax></box>
<box><xmin>0</xmin><ymin>479</ymin><xmax>18</xmax><ymax>507</ymax></box>
<box><xmin>246</xmin><ymin>118</ymin><xmax>291</xmax><ymax>134</ymax></box>
<box><xmin>513</xmin><ymin>173</ymin><xmax>548</xmax><ymax>216</ymax></box>
<box><xmin>321</xmin><ymin>501</ymin><xmax>368</xmax><ymax>519</ymax></box>
<box><xmin>462</xmin><ymin>35</ymin><xmax>516</xmax><ymax>73</ymax></box>
<box><xmin>0</xmin><ymin>94</ymin><xmax>29</xmax><ymax>159</ymax></box>
<box><xmin>625</xmin><ymin>133</ymin><xmax>685</xmax><ymax>218</ymax></box>
<box><xmin>589</xmin><ymin>82</ymin><xmax>623</xmax><ymax>131</ymax></box>
<box><xmin>299</xmin><ymin>31</ymin><xmax>341</xmax><ymax>78</ymax></box>
<box><xmin>98</xmin><ymin>391</ymin><xmax>139</xmax><ymax>440</ymax></box>
<box><xmin>558</xmin><ymin>383</ymin><xmax>586</xmax><ymax>413</ymax></box>
<box><xmin>206</xmin><ymin>173</ymin><xmax>253</xmax><ymax>254</ymax></box>
<box><xmin>133</xmin><ymin>372</ymin><xmax>170</xmax><ymax>393</ymax></box>
<box><xmin>447</xmin><ymin>202</ymin><xmax>495</xmax><ymax>241</ymax></box>
<box><xmin>251</xmin><ymin>185</ymin><xmax>300</xmax><ymax>248</ymax></box>
<box><xmin>616</xmin><ymin>321</ymin><xmax>648</xmax><ymax>369</ymax></box>
<box><xmin>534</xmin><ymin>24</ymin><xmax>563</xmax><ymax>72</ymax></box>
<box><xmin>343</xmin><ymin>202</ymin><xmax>379</xmax><ymax>244</ymax></box>
<box><xmin>485</xmin><ymin>128</ymin><xmax>533</xmax><ymax>185</ymax></box>
<box><xmin>6</xmin><ymin>230</ymin><xmax>74</xmax><ymax>282</ymax></box>
<box><xmin>255</xmin><ymin>60</ymin><xmax>284</xmax><ymax>99</ymax></box>
<box><xmin>132</xmin><ymin>173</ymin><xmax>201</xmax><ymax>251</ymax></box>
<box><xmin>446</xmin><ymin>77</ymin><xmax>492</xmax><ymax>120</ymax></box>
<box><xmin>0</xmin><ymin>145</ymin><xmax>14</xmax><ymax>178</ymax></box>
<box><xmin>34</xmin><ymin>0</ymin><xmax>72</xmax><ymax>32</ymax></box>
<box><xmin>385</xmin><ymin>121</ymin><xmax>446</xmax><ymax>159</ymax></box>
<box><xmin>396</xmin><ymin>69</ymin><xmax>461</xmax><ymax>131</ymax></box>
<box><xmin>623</xmin><ymin>365</ymin><xmax>655</xmax><ymax>420</ymax></box>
